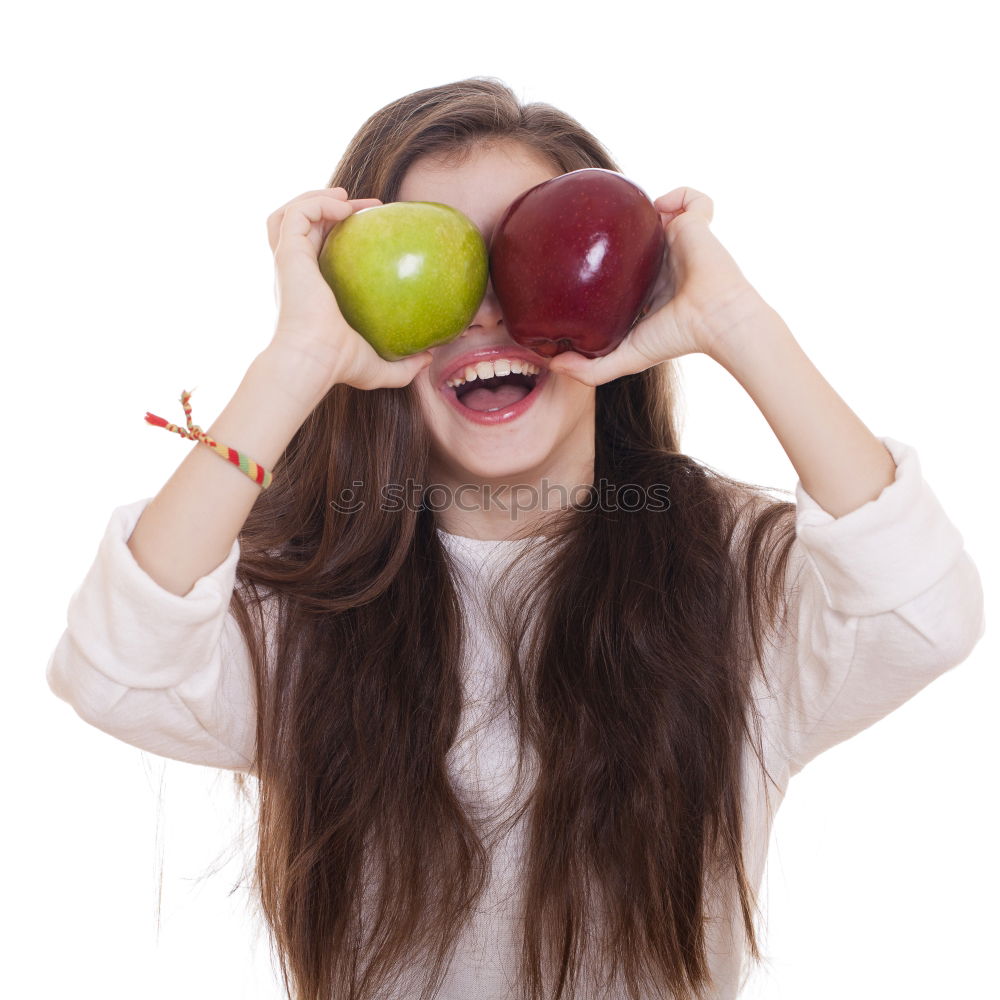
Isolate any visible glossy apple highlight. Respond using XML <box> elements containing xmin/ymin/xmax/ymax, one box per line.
<box><xmin>488</xmin><ymin>168</ymin><xmax>667</xmax><ymax>359</ymax></box>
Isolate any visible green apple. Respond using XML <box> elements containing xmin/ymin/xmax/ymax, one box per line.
<box><xmin>318</xmin><ymin>201</ymin><xmax>489</xmax><ymax>361</ymax></box>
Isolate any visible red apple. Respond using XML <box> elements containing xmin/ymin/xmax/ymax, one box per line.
<box><xmin>489</xmin><ymin>168</ymin><xmax>667</xmax><ymax>359</ymax></box>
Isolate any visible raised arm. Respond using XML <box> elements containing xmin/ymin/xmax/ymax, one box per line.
<box><xmin>46</xmin><ymin>187</ymin><xmax>432</xmax><ymax>769</ymax></box>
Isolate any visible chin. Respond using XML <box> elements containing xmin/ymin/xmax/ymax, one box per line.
<box><xmin>431</xmin><ymin>437</ymin><xmax>554</xmax><ymax>487</ymax></box>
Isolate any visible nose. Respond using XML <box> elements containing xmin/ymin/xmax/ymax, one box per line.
<box><xmin>461</xmin><ymin>277</ymin><xmax>504</xmax><ymax>336</ymax></box>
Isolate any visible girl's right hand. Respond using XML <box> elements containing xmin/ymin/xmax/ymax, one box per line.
<box><xmin>265</xmin><ymin>187</ymin><xmax>433</xmax><ymax>395</ymax></box>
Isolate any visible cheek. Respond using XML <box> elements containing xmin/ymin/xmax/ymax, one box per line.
<box><xmin>411</xmin><ymin>379</ymin><xmax>453</xmax><ymax>454</ymax></box>
<box><xmin>554</xmin><ymin>377</ymin><xmax>597</xmax><ymax>415</ymax></box>
<box><xmin>410</xmin><ymin>373</ymin><xmax>436</xmax><ymax>421</ymax></box>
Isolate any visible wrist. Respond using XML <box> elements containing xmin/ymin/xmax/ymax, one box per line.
<box><xmin>706</xmin><ymin>303</ymin><xmax>795</xmax><ymax>377</ymax></box>
<box><xmin>700</xmin><ymin>292</ymin><xmax>783</xmax><ymax>364</ymax></box>
<box><xmin>254</xmin><ymin>343</ymin><xmax>340</xmax><ymax>414</ymax></box>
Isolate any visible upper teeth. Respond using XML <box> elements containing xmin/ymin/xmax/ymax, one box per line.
<box><xmin>446</xmin><ymin>358</ymin><xmax>541</xmax><ymax>388</ymax></box>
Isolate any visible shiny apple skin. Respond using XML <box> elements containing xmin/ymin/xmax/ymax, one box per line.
<box><xmin>488</xmin><ymin>168</ymin><xmax>667</xmax><ymax>359</ymax></box>
<box><xmin>318</xmin><ymin>201</ymin><xmax>489</xmax><ymax>361</ymax></box>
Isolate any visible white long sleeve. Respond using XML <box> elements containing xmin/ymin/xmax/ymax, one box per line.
<box><xmin>46</xmin><ymin>497</ymin><xmax>259</xmax><ymax>771</ymax></box>
<box><xmin>764</xmin><ymin>435</ymin><xmax>986</xmax><ymax>775</ymax></box>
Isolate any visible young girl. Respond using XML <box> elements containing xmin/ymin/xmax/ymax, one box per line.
<box><xmin>46</xmin><ymin>77</ymin><xmax>985</xmax><ymax>1000</ymax></box>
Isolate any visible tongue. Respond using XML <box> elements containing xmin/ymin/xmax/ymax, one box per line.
<box><xmin>460</xmin><ymin>384</ymin><xmax>531</xmax><ymax>412</ymax></box>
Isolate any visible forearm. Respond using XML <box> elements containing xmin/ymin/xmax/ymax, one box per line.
<box><xmin>708</xmin><ymin>305</ymin><xmax>896</xmax><ymax>519</ymax></box>
<box><xmin>127</xmin><ymin>347</ymin><xmax>326</xmax><ymax>597</ymax></box>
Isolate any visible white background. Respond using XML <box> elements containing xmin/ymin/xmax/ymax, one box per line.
<box><xmin>4</xmin><ymin>0</ymin><xmax>996</xmax><ymax>997</ymax></box>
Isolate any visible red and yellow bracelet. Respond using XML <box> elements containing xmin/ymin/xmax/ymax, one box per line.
<box><xmin>144</xmin><ymin>388</ymin><xmax>273</xmax><ymax>489</ymax></box>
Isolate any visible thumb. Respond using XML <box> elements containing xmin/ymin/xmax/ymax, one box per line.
<box><xmin>547</xmin><ymin>334</ymin><xmax>662</xmax><ymax>385</ymax></box>
<box><xmin>383</xmin><ymin>350</ymin><xmax>433</xmax><ymax>388</ymax></box>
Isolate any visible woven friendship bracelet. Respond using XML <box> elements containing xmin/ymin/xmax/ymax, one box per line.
<box><xmin>144</xmin><ymin>389</ymin><xmax>274</xmax><ymax>489</ymax></box>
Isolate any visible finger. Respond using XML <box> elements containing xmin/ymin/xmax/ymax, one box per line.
<box><xmin>267</xmin><ymin>187</ymin><xmax>349</xmax><ymax>226</ymax></box>
<box><xmin>266</xmin><ymin>188</ymin><xmax>356</xmax><ymax>252</ymax></box>
<box><xmin>276</xmin><ymin>187</ymin><xmax>350</xmax><ymax>208</ymax></box>
<box><xmin>373</xmin><ymin>350</ymin><xmax>434</xmax><ymax>389</ymax></box>
<box><xmin>272</xmin><ymin>195</ymin><xmax>359</xmax><ymax>257</ymax></box>
<box><xmin>268</xmin><ymin>193</ymin><xmax>382</xmax><ymax>253</ymax></box>
<box><xmin>545</xmin><ymin>337</ymin><xmax>659</xmax><ymax>387</ymax></box>
<box><xmin>653</xmin><ymin>187</ymin><xmax>714</xmax><ymax>224</ymax></box>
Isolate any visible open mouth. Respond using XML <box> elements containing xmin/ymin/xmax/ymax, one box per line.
<box><xmin>453</xmin><ymin>370</ymin><xmax>539</xmax><ymax>412</ymax></box>
<box><xmin>440</xmin><ymin>357</ymin><xmax>549</xmax><ymax>424</ymax></box>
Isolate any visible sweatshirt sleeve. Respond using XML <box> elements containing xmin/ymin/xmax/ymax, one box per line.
<box><xmin>45</xmin><ymin>497</ymin><xmax>262</xmax><ymax>772</ymax></box>
<box><xmin>770</xmin><ymin>436</ymin><xmax>986</xmax><ymax>776</ymax></box>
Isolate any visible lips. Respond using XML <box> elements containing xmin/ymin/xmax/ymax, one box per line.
<box><xmin>437</xmin><ymin>344</ymin><xmax>549</xmax><ymax>425</ymax></box>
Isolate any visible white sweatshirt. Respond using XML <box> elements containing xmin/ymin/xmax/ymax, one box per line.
<box><xmin>45</xmin><ymin>435</ymin><xmax>986</xmax><ymax>999</ymax></box>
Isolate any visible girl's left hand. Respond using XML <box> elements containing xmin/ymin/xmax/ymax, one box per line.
<box><xmin>546</xmin><ymin>187</ymin><xmax>770</xmax><ymax>386</ymax></box>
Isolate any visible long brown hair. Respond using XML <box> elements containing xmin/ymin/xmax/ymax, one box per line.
<box><xmin>227</xmin><ymin>76</ymin><xmax>800</xmax><ymax>1000</ymax></box>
